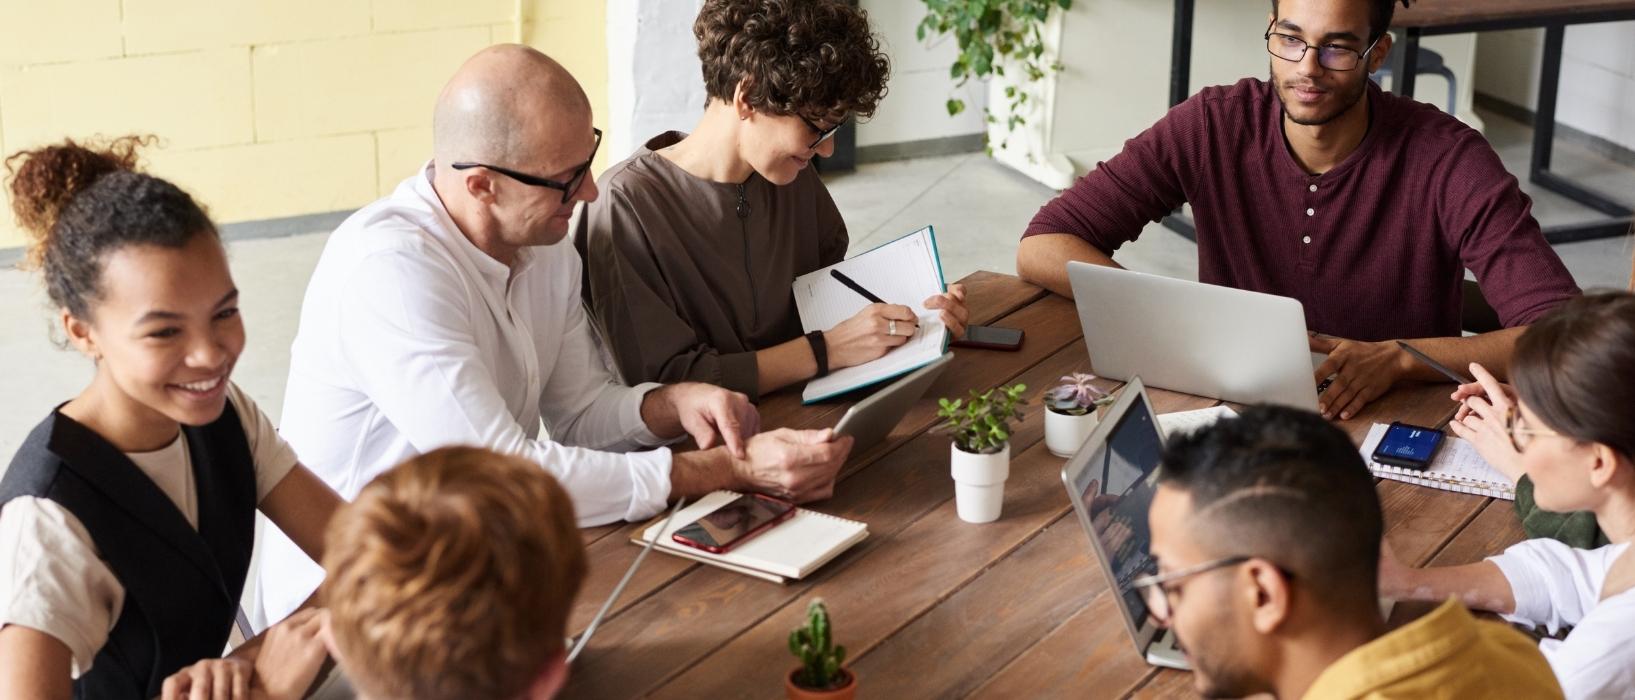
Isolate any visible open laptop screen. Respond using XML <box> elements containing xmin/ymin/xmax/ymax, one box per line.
<box><xmin>1077</xmin><ymin>393</ymin><xmax>1165</xmax><ymax>626</ymax></box>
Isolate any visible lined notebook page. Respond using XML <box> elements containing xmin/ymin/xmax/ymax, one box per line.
<box><xmin>792</xmin><ymin>226</ymin><xmax>949</xmax><ymax>403</ymax></box>
<box><xmin>1358</xmin><ymin>423</ymin><xmax>1516</xmax><ymax>500</ymax></box>
<box><xmin>793</xmin><ymin>226</ymin><xmax>945</xmax><ymax>330</ymax></box>
<box><xmin>636</xmin><ymin>491</ymin><xmax>869</xmax><ymax>582</ymax></box>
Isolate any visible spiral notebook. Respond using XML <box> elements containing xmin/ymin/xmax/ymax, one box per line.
<box><xmin>1358</xmin><ymin>423</ymin><xmax>1516</xmax><ymax>500</ymax></box>
<box><xmin>631</xmin><ymin>491</ymin><xmax>869</xmax><ymax>584</ymax></box>
<box><xmin>791</xmin><ymin>226</ymin><xmax>949</xmax><ymax>404</ymax></box>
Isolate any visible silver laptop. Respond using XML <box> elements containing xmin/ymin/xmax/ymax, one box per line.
<box><xmin>1067</xmin><ymin>262</ymin><xmax>1322</xmax><ymax>410</ymax></box>
<box><xmin>1060</xmin><ymin>377</ymin><xmax>1188</xmax><ymax>670</ymax></box>
<box><xmin>834</xmin><ymin>353</ymin><xmax>953</xmax><ymax>454</ymax></box>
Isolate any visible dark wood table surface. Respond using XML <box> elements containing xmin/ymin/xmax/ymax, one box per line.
<box><xmin>1394</xmin><ymin>0</ymin><xmax>1635</xmax><ymax>30</ymax></box>
<box><xmin>562</xmin><ymin>271</ymin><xmax>1526</xmax><ymax>699</ymax></box>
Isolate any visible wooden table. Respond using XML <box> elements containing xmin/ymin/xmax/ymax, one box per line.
<box><xmin>562</xmin><ymin>272</ymin><xmax>1526</xmax><ymax>699</ymax></box>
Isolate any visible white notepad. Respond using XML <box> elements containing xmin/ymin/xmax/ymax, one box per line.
<box><xmin>792</xmin><ymin>226</ymin><xmax>949</xmax><ymax>404</ymax></box>
<box><xmin>1158</xmin><ymin>405</ymin><xmax>1238</xmax><ymax>439</ymax></box>
<box><xmin>1358</xmin><ymin>423</ymin><xmax>1516</xmax><ymax>500</ymax></box>
<box><xmin>631</xmin><ymin>491</ymin><xmax>869</xmax><ymax>584</ymax></box>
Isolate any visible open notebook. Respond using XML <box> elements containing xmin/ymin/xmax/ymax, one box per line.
<box><xmin>792</xmin><ymin>226</ymin><xmax>949</xmax><ymax>404</ymax></box>
<box><xmin>1358</xmin><ymin>423</ymin><xmax>1516</xmax><ymax>500</ymax></box>
<box><xmin>631</xmin><ymin>491</ymin><xmax>869</xmax><ymax>584</ymax></box>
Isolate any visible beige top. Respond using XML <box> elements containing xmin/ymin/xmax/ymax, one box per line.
<box><xmin>576</xmin><ymin>131</ymin><xmax>848</xmax><ymax>401</ymax></box>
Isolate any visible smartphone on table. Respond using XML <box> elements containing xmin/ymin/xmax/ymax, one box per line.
<box><xmin>1370</xmin><ymin>422</ymin><xmax>1445</xmax><ymax>470</ymax></box>
<box><xmin>671</xmin><ymin>493</ymin><xmax>797</xmax><ymax>554</ymax></box>
<box><xmin>951</xmin><ymin>325</ymin><xmax>1024</xmax><ymax>351</ymax></box>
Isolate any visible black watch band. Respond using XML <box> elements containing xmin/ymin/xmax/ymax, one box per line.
<box><xmin>805</xmin><ymin>331</ymin><xmax>830</xmax><ymax>378</ymax></box>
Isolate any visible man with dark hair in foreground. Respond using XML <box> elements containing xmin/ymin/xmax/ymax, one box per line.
<box><xmin>1140</xmin><ymin>406</ymin><xmax>1561</xmax><ymax>699</ymax></box>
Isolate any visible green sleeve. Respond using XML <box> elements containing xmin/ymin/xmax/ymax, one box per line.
<box><xmin>1513</xmin><ymin>475</ymin><xmax>1610</xmax><ymax>549</ymax></box>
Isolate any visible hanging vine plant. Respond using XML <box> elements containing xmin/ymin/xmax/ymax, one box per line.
<box><xmin>916</xmin><ymin>0</ymin><xmax>1073</xmax><ymax>150</ymax></box>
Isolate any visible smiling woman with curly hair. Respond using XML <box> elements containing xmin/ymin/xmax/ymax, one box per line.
<box><xmin>576</xmin><ymin>0</ymin><xmax>971</xmax><ymax>402</ymax></box>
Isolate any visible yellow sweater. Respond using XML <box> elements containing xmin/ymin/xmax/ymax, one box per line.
<box><xmin>1304</xmin><ymin>598</ymin><xmax>1563</xmax><ymax>700</ymax></box>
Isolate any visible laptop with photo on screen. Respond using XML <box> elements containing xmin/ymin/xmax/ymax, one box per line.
<box><xmin>1059</xmin><ymin>376</ymin><xmax>1188</xmax><ymax>670</ymax></box>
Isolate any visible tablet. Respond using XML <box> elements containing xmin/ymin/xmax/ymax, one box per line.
<box><xmin>833</xmin><ymin>353</ymin><xmax>954</xmax><ymax>454</ymax></box>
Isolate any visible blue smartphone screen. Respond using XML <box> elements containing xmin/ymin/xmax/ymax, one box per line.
<box><xmin>1377</xmin><ymin>424</ymin><xmax>1443</xmax><ymax>465</ymax></box>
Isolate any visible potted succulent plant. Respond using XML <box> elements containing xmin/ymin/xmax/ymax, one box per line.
<box><xmin>1044</xmin><ymin>373</ymin><xmax>1115</xmax><ymax>457</ymax></box>
<box><xmin>936</xmin><ymin>383</ymin><xmax>1028</xmax><ymax>523</ymax></box>
<box><xmin>786</xmin><ymin>599</ymin><xmax>854</xmax><ymax>700</ymax></box>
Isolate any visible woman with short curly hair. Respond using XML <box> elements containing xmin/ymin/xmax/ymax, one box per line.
<box><xmin>577</xmin><ymin>0</ymin><xmax>969</xmax><ymax>401</ymax></box>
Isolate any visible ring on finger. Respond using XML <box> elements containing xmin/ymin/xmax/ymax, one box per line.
<box><xmin>888</xmin><ymin>320</ymin><xmax>897</xmax><ymax>336</ymax></box>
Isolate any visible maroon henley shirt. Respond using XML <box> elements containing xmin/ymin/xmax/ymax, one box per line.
<box><xmin>1025</xmin><ymin>78</ymin><xmax>1580</xmax><ymax>341</ymax></box>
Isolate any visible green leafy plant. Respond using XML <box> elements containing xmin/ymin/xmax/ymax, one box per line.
<box><xmin>788</xmin><ymin>599</ymin><xmax>848</xmax><ymax>690</ymax></box>
<box><xmin>937</xmin><ymin>383</ymin><xmax>1028</xmax><ymax>454</ymax></box>
<box><xmin>916</xmin><ymin>0</ymin><xmax>1073</xmax><ymax>147</ymax></box>
<box><xmin>1046</xmin><ymin>373</ymin><xmax>1115</xmax><ymax>416</ymax></box>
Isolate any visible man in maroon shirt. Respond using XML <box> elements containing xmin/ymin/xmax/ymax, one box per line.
<box><xmin>1017</xmin><ymin>0</ymin><xmax>1579</xmax><ymax>420</ymax></box>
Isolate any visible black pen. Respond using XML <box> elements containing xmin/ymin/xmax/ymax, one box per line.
<box><xmin>830</xmin><ymin>269</ymin><xmax>885</xmax><ymax>304</ymax></box>
<box><xmin>1396</xmin><ymin>340</ymin><xmax>1474</xmax><ymax>384</ymax></box>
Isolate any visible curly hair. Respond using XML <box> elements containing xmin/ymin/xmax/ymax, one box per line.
<box><xmin>5</xmin><ymin>135</ymin><xmax>216</xmax><ymax>320</ymax></box>
<box><xmin>322</xmin><ymin>447</ymin><xmax>587</xmax><ymax>700</ymax></box>
<box><xmin>694</xmin><ymin>0</ymin><xmax>890</xmax><ymax>124</ymax></box>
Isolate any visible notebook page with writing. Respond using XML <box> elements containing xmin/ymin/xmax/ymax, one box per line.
<box><xmin>1358</xmin><ymin>423</ymin><xmax>1515</xmax><ymax>500</ymax></box>
<box><xmin>792</xmin><ymin>226</ymin><xmax>949</xmax><ymax>403</ymax></box>
<box><xmin>633</xmin><ymin>491</ymin><xmax>869</xmax><ymax>582</ymax></box>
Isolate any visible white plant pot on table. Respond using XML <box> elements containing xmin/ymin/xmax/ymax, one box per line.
<box><xmin>1045</xmin><ymin>407</ymin><xmax>1099</xmax><ymax>458</ymax></box>
<box><xmin>950</xmin><ymin>443</ymin><xmax>1011</xmax><ymax>523</ymax></box>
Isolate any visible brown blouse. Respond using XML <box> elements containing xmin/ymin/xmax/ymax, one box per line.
<box><xmin>576</xmin><ymin>131</ymin><xmax>848</xmax><ymax>401</ymax></box>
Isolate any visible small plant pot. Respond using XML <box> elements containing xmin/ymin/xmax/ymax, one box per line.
<box><xmin>786</xmin><ymin>667</ymin><xmax>857</xmax><ymax>700</ymax></box>
<box><xmin>1045</xmin><ymin>406</ymin><xmax>1099</xmax><ymax>458</ymax></box>
<box><xmin>951</xmin><ymin>442</ymin><xmax>1010</xmax><ymax>523</ymax></box>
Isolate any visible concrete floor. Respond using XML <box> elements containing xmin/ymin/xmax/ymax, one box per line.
<box><xmin>2</xmin><ymin>107</ymin><xmax>1632</xmax><ymax>461</ymax></box>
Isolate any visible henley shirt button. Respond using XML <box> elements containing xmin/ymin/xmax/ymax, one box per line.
<box><xmin>1309</xmin><ymin>184</ymin><xmax>1318</xmax><ymax>192</ymax></box>
<box><xmin>1302</xmin><ymin>235</ymin><xmax>1312</xmax><ymax>244</ymax></box>
<box><xmin>1305</xmin><ymin>208</ymin><xmax>1315</xmax><ymax>216</ymax></box>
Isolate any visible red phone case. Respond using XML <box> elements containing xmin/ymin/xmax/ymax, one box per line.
<box><xmin>670</xmin><ymin>495</ymin><xmax>797</xmax><ymax>554</ymax></box>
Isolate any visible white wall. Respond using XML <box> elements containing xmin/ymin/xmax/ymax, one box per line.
<box><xmin>854</xmin><ymin>0</ymin><xmax>986</xmax><ymax>148</ymax></box>
<box><xmin>1476</xmin><ymin>22</ymin><xmax>1635</xmax><ymax>152</ymax></box>
<box><xmin>606</xmin><ymin>1</ymin><xmax>706</xmax><ymax>163</ymax></box>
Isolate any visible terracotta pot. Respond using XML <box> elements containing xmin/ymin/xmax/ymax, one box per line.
<box><xmin>785</xmin><ymin>667</ymin><xmax>857</xmax><ymax>700</ymax></box>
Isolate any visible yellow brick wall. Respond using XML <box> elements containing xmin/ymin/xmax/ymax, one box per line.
<box><xmin>0</xmin><ymin>0</ymin><xmax>609</xmax><ymax>251</ymax></box>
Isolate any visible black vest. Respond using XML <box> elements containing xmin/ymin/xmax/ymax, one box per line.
<box><xmin>0</xmin><ymin>405</ymin><xmax>257</xmax><ymax>699</ymax></box>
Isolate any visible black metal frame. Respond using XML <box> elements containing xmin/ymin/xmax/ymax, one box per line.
<box><xmin>1164</xmin><ymin>2</ymin><xmax>1635</xmax><ymax>244</ymax></box>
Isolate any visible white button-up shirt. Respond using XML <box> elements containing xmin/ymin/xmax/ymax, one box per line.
<box><xmin>257</xmin><ymin>164</ymin><xmax>673</xmax><ymax>625</ymax></box>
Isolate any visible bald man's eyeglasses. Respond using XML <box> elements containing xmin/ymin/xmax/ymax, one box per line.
<box><xmin>452</xmin><ymin>128</ymin><xmax>602</xmax><ymax>204</ymax></box>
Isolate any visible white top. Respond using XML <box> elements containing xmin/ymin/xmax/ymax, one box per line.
<box><xmin>259</xmin><ymin>164</ymin><xmax>675</xmax><ymax>625</ymax></box>
<box><xmin>1489</xmin><ymin>538</ymin><xmax>1635</xmax><ymax>699</ymax></box>
<box><xmin>0</xmin><ymin>384</ymin><xmax>298</xmax><ymax>677</ymax></box>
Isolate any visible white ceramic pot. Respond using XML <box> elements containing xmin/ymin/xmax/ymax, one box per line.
<box><xmin>950</xmin><ymin>442</ymin><xmax>1011</xmax><ymax>523</ymax></box>
<box><xmin>1044</xmin><ymin>407</ymin><xmax>1099</xmax><ymax>458</ymax></box>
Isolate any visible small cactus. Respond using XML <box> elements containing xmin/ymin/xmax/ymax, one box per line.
<box><xmin>788</xmin><ymin>599</ymin><xmax>848</xmax><ymax>690</ymax></box>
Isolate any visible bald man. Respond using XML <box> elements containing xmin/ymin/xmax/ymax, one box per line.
<box><xmin>257</xmin><ymin>45</ymin><xmax>852</xmax><ymax>627</ymax></box>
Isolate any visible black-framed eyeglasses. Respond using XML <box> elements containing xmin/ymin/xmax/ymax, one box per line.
<box><xmin>1131</xmin><ymin>555</ymin><xmax>1261</xmax><ymax>625</ymax></box>
<box><xmin>451</xmin><ymin>127</ymin><xmax>603</xmax><ymax>204</ymax></box>
<box><xmin>1265</xmin><ymin>23</ymin><xmax>1382</xmax><ymax>71</ymax></box>
<box><xmin>798</xmin><ymin>115</ymin><xmax>846</xmax><ymax>151</ymax></box>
